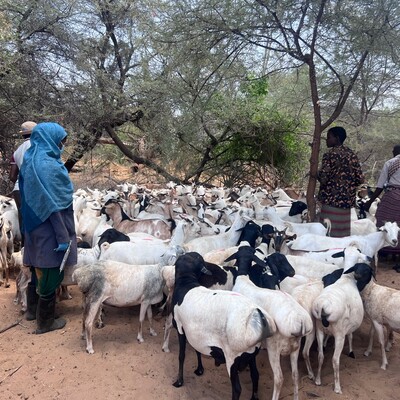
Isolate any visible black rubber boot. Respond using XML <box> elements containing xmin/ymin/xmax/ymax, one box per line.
<box><xmin>35</xmin><ymin>293</ymin><xmax>66</xmax><ymax>334</ymax></box>
<box><xmin>26</xmin><ymin>283</ymin><xmax>39</xmax><ymax>321</ymax></box>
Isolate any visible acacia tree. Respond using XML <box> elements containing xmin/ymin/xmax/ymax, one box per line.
<box><xmin>158</xmin><ymin>0</ymin><xmax>400</xmax><ymax>218</ymax></box>
<box><xmin>1</xmin><ymin>0</ymin><xmax>399</xmax><ymax>193</ymax></box>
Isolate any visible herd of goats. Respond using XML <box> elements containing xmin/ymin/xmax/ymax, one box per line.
<box><xmin>0</xmin><ymin>182</ymin><xmax>399</xmax><ymax>400</ymax></box>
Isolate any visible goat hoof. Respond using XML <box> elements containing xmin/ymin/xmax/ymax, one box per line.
<box><xmin>173</xmin><ymin>379</ymin><xmax>183</xmax><ymax>388</ymax></box>
<box><xmin>348</xmin><ymin>351</ymin><xmax>355</xmax><ymax>358</ymax></box>
<box><xmin>194</xmin><ymin>367</ymin><xmax>204</xmax><ymax>376</ymax></box>
<box><xmin>86</xmin><ymin>348</ymin><xmax>94</xmax><ymax>354</ymax></box>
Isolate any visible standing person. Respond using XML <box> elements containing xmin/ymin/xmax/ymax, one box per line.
<box><xmin>19</xmin><ymin>122</ymin><xmax>77</xmax><ymax>334</ymax></box>
<box><xmin>364</xmin><ymin>145</ymin><xmax>400</xmax><ymax>270</ymax></box>
<box><xmin>9</xmin><ymin>121</ymin><xmax>37</xmax><ymax>240</ymax></box>
<box><xmin>317</xmin><ymin>126</ymin><xmax>364</xmax><ymax>237</ymax></box>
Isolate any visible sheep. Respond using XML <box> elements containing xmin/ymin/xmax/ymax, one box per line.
<box><xmin>354</xmin><ymin>265</ymin><xmax>400</xmax><ymax>370</ymax></box>
<box><xmin>287</xmin><ymin>221</ymin><xmax>399</xmax><ymax>272</ymax></box>
<box><xmin>312</xmin><ymin>263</ymin><xmax>372</xmax><ymax>394</ymax></box>
<box><xmin>72</xmin><ymin>260</ymin><xmax>169</xmax><ymax>354</ymax></box>
<box><xmin>231</xmin><ymin>254</ymin><xmax>313</xmax><ymax>400</ymax></box>
<box><xmin>171</xmin><ymin>252</ymin><xmax>276</xmax><ymax>400</ymax></box>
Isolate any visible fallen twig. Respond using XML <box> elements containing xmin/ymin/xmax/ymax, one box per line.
<box><xmin>0</xmin><ymin>365</ymin><xmax>23</xmax><ymax>385</ymax></box>
<box><xmin>0</xmin><ymin>319</ymin><xmax>22</xmax><ymax>334</ymax></box>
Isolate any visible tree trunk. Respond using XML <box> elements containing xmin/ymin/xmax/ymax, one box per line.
<box><xmin>306</xmin><ymin>59</ymin><xmax>323</xmax><ymax>222</ymax></box>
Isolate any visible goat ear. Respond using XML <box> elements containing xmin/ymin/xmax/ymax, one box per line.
<box><xmin>251</xmin><ymin>255</ymin><xmax>267</xmax><ymax>268</ymax></box>
<box><xmin>224</xmin><ymin>253</ymin><xmax>237</xmax><ymax>262</ymax></box>
<box><xmin>331</xmin><ymin>251</ymin><xmax>344</xmax><ymax>258</ymax></box>
<box><xmin>269</xmin><ymin>262</ymin><xmax>280</xmax><ymax>279</ymax></box>
<box><xmin>201</xmin><ymin>266</ymin><xmax>213</xmax><ymax>276</ymax></box>
<box><xmin>344</xmin><ymin>266</ymin><xmax>356</xmax><ymax>274</ymax></box>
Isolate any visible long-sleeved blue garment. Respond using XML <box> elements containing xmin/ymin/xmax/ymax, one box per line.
<box><xmin>20</xmin><ymin>122</ymin><xmax>73</xmax><ymax>233</ymax></box>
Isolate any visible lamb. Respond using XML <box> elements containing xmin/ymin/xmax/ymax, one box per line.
<box><xmin>355</xmin><ymin>265</ymin><xmax>400</xmax><ymax>370</ymax></box>
<box><xmin>312</xmin><ymin>263</ymin><xmax>372</xmax><ymax>394</ymax></box>
<box><xmin>72</xmin><ymin>260</ymin><xmax>168</xmax><ymax>354</ymax></box>
<box><xmin>171</xmin><ymin>252</ymin><xmax>276</xmax><ymax>400</ymax></box>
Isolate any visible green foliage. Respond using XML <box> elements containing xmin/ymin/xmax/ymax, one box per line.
<box><xmin>208</xmin><ymin>76</ymin><xmax>309</xmax><ymax>185</ymax></box>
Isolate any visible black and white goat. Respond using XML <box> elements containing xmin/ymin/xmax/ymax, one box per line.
<box><xmin>171</xmin><ymin>252</ymin><xmax>276</xmax><ymax>400</ymax></box>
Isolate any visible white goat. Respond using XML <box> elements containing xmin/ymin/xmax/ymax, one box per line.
<box><xmin>183</xmin><ymin>208</ymin><xmax>253</xmax><ymax>255</ymax></box>
<box><xmin>233</xmin><ymin>274</ymin><xmax>313</xmax><ymax>400</ymax></box>
<box><xmin>264</xmin><ymin>207</ymin><xmax>328</xmax><ymax>236</ymax></box>
<box><xmin>99</xmin><ymin>219</ymin><xmax>200</xmax><ymax>265</ymax></box>
<box><xmin>312</xmin><ymin>263</ymin><xmax>370</xmax><ymax>394</ymax></box>
<box><xmin>171</xmin><ymin>252</ymin><xmax>276</xmax><ymax>400</ymax></box>
<box><xmin>73</xmin><ymin>260</ymin><xmax>168</xmax><ymax>354</ymax></box>
<box><xmin>359</xmin><ymin>267</ymin><xmax>400</xmax><ymax>370</ymax></box>
<box><xmin>288</xmin><ymin>221</ymin><xmax>399</xmax><ymax>272</ymax></box>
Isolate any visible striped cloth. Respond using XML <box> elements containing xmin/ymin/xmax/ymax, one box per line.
<box><xmin>376</xmin><ymin>189</ymin><xmax>400</xmax><ymax>254</ymax></box>
<box><xmin>320</xmin><ymin>204</ymin><xmax>351</xmax><ymax>237</ymax></box>
<box><xmin>388</xmin><ymin>157</ymin><xmax>400</xmax><ymax>180</ymax></box>
<box><xmin>376</xmin><ymin>189</ymin><xmax>400</xmax><ymax>227</ymax></box>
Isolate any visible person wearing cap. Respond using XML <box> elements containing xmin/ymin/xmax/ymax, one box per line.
<box><xmin>317</xmin><ymin>126</ymin><xmax>364</xmax><ymax>237</ymax></box>
<box><xmin>9</xmin><ymin>121</ymin><xmax>37</xmax><ymax>212</ymax></box>
<box><xmin>9</xmin><ymin>121</ymin><xmax>37</xmax><ymax>320</ymax></box>
<box><xmin>19</xmin><ymin>122</ymin><xmax>77</xmax><ymax>334</ymax></box>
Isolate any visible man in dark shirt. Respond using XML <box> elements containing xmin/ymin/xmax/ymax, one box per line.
<box><xmin>317</xmin><ymin>127</ymin><xmax>364</xmax><ymax>237</ymax></box>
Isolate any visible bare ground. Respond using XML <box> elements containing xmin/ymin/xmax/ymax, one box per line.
<box><xmin>1</xmin><ymin>259</ymin><xmax>400</xmax><ymax>400</ymax></box>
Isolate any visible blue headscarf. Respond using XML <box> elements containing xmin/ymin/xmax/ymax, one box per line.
<box><xmin>20</xmin><ymin>122</ymin><xmax>73</xmax><ymax>232</ymax></box>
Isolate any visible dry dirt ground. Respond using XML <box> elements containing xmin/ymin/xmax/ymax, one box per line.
<box><xmin>1</xmin><ymin>260</ymin><xmax>400</xmax><ymax>400</ymax></box>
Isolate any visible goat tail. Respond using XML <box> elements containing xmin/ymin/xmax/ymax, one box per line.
<box><xmin>253</xmin><ymin>308</ymin><xmax>276</xmax><ymax>342</ymax></box>
<box><xmin>323</xmin><ymin>218</ymin><xmax>332</xmax><ymax>236</ymax></box>
<box><xmin>72</xmin><ymin>266</ymin><xmax>102</xmax><ymax>295</ymax></box>
<box><xmin>321</xmin><ymin>308</ymin><xmax>330</xmax><ymax>327</ymax></box>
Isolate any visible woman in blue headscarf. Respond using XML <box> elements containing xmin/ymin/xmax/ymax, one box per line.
<box><xmin>20</xmin><ymin>122</ymin><xmax>77</xmax><ymax>334</ymax></box>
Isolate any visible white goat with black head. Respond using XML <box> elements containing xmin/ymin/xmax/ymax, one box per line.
<box><xmin>171</xmin><ymin>252</ymin><xmax>276</xmax><ymax>400</ymax></box>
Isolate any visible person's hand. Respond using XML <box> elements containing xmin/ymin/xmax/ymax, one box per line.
<box><xmin>54</xmin><ymin>242</ymin><xmax>69</xmax><ymax>252</ymax></box>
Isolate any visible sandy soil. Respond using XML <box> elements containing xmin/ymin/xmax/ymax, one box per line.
<box><xmin>1</xmin><ymin>260</ymin><xmax>400</xmax><ymax>400</ymax></box>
